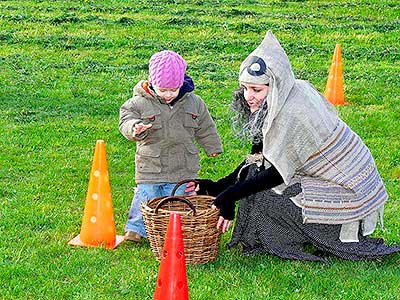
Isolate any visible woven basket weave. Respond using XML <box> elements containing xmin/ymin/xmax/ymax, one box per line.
<box><xmin>141</xmin><ymin>180</ymin><xmax>221</xmax><ymax>265</ymax></box>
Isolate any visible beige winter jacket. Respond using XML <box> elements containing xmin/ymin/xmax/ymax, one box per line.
<box><xmin>119</xmin><ymin>81</ymin><xmax>223</xmax><ymax>184</ymax></box>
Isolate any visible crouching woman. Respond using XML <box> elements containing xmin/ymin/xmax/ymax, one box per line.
<box><xmin>193</xmin><ymin>31</ymin><xmax>400</xmax><ymax>262</ymax></box>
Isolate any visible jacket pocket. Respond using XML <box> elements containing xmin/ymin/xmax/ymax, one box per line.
<box><xmin>136</xmin><ymin>144</ymin><xmax>161</xmax><ymax>173</ymax></box>
<box><xmin>141</xmin><ymin>109</ymin><xmax>162</xmax><ymax>128</ymax></box>
<box><xmin>141</xmin><ymin>109</ymin><xmax>162</xmax><ymax>139</ymax></box>
<box><xmin>184</xmin><ymin>143</ymin><xmax>200</xmax><ymax>172</ymax></box>
<box><xmin>183</xmin><ymin>110</ymin><xmax>199</xmax><ymax>129</ymax></box>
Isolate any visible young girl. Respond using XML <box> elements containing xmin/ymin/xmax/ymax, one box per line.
<box><xmin>119</xmin><ymin>50</ymin><xmax>222</xmax><ymax>241</ymax></box>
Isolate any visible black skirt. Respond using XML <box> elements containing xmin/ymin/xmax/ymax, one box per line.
<box><xmin>228</xmin><ymin>165</ymin><xmax>400</xmax><ymax>262</ymax></box>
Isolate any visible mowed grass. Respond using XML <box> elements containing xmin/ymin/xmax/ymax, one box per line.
<box><xmin>1</xmin><ymin>0</ymin><xmax>399</xmax><ymax>299</ymax></box>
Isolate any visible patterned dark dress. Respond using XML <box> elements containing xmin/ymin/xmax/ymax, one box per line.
<box><xmin>227</xmin><ymin>164</ymin><xmax>400</xmax><ymax>262</ymax></box>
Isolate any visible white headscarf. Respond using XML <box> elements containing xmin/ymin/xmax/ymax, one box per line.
<box><xmin>239</xmin><ymin>31</ymin><xmax>296</xmax><ymax>133</ymax></box>
<box><xmin>240</xmin><ymin>31</ymin><xmax>338</xmax><ymax>184</ymax></box>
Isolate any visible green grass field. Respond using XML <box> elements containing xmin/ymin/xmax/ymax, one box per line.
<box><xmin>1</xmin><ymin>0</ymin><xmax>399</xmax><ymax>299</ymax></box>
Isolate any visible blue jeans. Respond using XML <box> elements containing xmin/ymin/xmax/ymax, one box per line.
<box><xmin>125</xmin><ymin>182</ymin><xmax>188</xmax><ymax>238</ymax></box>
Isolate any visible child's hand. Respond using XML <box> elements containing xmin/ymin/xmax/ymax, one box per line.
<box><xmin>133</xmin><ymin>122</ymin><xmax>152</xmax><ymax>137</ymax></box>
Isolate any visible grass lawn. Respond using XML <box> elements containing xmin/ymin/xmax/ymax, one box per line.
<box><xmin>1</xmin><ymin>0</ymin><xmax>399</xmax><ymax>299</ymax></box>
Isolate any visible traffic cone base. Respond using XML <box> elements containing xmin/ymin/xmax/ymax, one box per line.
<box><xmin>69</xmin><ymin>140</ymin><xmax>124</xmax><ymax>249</ymax></box>
<box><xmin>68</xmin><ymin>234</ymin><xmax>125</xmax><ymax>249</ymax></box>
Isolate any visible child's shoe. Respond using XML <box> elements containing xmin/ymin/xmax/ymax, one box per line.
<box><xmin>125</xmin><ymin>231</ymin><xmax>142</xmax><ymax>242</ymax></box>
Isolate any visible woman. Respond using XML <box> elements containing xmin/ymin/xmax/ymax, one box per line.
<box><xmin>195</xmin><ymin>31</ymin><xmax>400</xmax><ymax>261</ymax></box>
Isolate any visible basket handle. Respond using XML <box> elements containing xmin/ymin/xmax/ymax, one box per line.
<box><xmin>154</xmin><ymin>196</ymin><xmax>196</xmax><ymax>215</ymax></box>
<box><xmin>170</xmin><ymin>179</ymin><xmax>199</xmax><ymax>196</ymax></box>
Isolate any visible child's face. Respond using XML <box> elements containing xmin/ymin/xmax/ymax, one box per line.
<box><xmin>153</xmin><ymin>86</ymin><xmax>180</xmax><ymax>103</ymax></box>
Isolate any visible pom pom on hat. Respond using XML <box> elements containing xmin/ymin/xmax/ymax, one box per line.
<box><xmin>149</xmin><ymin>50</ymin><xmax>187</xmax><ymax>88</ymax></box>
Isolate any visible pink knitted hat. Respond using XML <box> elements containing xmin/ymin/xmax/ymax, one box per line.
<box><xmin>149</xmin><ymin>50</ymin><xmax>187</xmax><ymax>88</ymax></box>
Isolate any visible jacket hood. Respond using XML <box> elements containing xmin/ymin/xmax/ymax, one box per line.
<box><xmin>172</xmin><ymin>74</ymin><xmax>195</xmax><ymax>104</ymax></box>
<box><xmin>133</xmin><ymin>74</ymin><xmax>195</xmax><ymax>105</ymax></box>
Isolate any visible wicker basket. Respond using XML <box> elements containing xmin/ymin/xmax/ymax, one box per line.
<box><xmin>141</xmin><ymin>180</ymin><xmax>221</xmax><ymax>265</ymax></box>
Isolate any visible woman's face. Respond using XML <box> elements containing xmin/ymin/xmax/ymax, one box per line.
<box><xmin>241</xmin><ymin>82</ymin><xmax>269</xmax><ymax>113</ymax></box>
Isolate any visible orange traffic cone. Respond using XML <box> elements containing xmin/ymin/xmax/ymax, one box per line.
<box><xmin>154</xmin><ymin>213</ymin><xmax>188</xmax><ymax>300</ymax></box>
<box><xmin>69</xmin><ymin>140</ymin><xmax>124</xmax><ymax>249</ymax></box>
<box><xmin>324</xmin><ymin>44</ymin><xmax>345</xmax><ymax>105</ymax></box>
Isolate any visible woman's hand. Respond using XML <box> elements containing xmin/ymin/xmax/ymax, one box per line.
<box><xmin>184</xmin><ymin>181</ymin><xmax>199</xmax><ymax>195</ymax></box>
<box><xmin>217</xmin><ymin>216</ymin><xmax>233</xmax><ymax>232</ymax></box>
<box><xmin>212</xmin><ymin>204</ymin><xmax>232</xmax><ymax>232</ymax></box>
<box><xmin>184</xmin><ymin>179</ymin><xmax>219</xmax><ymax>196</ymax></box>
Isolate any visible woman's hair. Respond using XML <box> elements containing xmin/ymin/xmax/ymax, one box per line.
<box><xmin>231</xmin><ymin>87</ymin><xmax>251</xmax><ymax>129</ymax></box>
<box><xmin>231</xmin><ymin>87</ymin><xmax>268</xmax><ymax>144</ymax></box>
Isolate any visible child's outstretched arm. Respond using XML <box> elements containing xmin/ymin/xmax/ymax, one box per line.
<box><xmin>119</xmin><ymin>98</ymin><xmax>149</xmax><ymax>141</ymax></box>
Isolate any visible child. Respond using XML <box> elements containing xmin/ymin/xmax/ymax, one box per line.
<box><xmin>119</xmin><ymin>50</ymin><xmax>223</xmax><ymax>241</ymax></box>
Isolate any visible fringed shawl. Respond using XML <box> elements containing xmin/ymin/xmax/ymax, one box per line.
<box><xmin>251</xmin><ymin>31</ymin><xmax>387</xmax><ymax>238</ymax></box>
